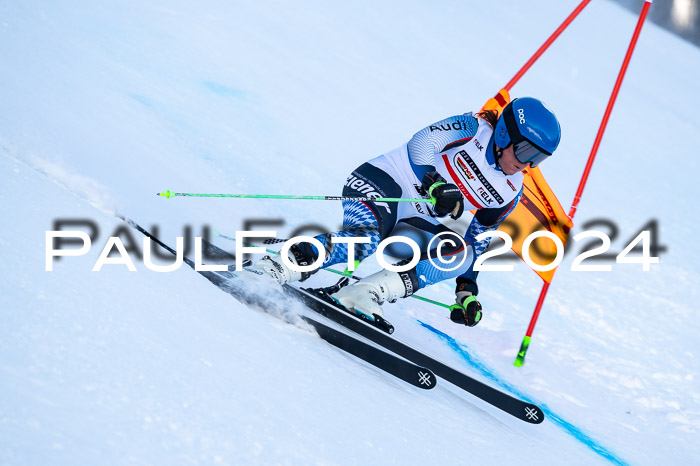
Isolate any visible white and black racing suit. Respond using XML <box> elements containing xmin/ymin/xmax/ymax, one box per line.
<box><xmin>304</xmin><ymin>112</ymin><xmax>523</xmax><ymax>294</ymax></box>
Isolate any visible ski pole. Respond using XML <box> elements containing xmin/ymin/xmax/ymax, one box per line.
<box><xmin>157</xmin><ymin>190</ymin><xmax>433</xmax><ymax>204</ymax></box>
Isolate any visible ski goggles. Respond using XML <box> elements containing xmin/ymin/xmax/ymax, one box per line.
<box><xmin>513</xmin><ymin>139</ymin><xmax>552</xmax><ymax>168</ymax></box>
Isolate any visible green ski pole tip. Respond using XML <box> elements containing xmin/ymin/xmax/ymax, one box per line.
<box><xmin>514</xmin><ymin>335</ymin><xmax>531</xmax><ymax>367</ymax></box>
<box><xmin>157</xmin><ymin>190</ymin><xmax>173</xmax><ymax>199</ymax></box>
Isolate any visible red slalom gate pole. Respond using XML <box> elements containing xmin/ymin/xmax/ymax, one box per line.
<box><xmin>514</xmin><ymin>0</ymin><xmax>653</xmax><ymax>367</ymax></box>
<box><xmin>569</xmin><ymin>0</ymin><xmax>652</xmax><ymax>218</ymax></box>
<box><xmin>504</xmin><ymin>0</ymin><xmax>592</xmax><ymax>91</ymax></box>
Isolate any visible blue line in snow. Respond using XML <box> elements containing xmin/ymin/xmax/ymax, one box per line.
<box><xmin>128</xmin><ymin>94</ymin><xmax>155</xmax><ymax>107</ymax></box>
<box><xmin>417</xmin><ymin>321</ymin><xmax>627</xmax><ymax>466</ymax></box>
<box><xmin>203</xmin><ymin>81</ymin><xmax>245</xmax><ymax>98</ymax></box>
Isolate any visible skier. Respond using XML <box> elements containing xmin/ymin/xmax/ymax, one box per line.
<box><xmin>244</xmin><ymin>97</ymin><xmax>561</xmax><ymax>327</ymax></box>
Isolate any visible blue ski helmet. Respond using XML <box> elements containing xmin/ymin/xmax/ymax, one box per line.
<box><xmin>493</xmin><ymin>97</ymin><xmax>561</xmax><ymax>167</ymax></box>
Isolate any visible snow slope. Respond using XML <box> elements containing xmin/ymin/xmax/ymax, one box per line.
<box><xmin>1</xmin><ymin>0</ymin><xmax>699</xmax><ymax>464</ymax></box>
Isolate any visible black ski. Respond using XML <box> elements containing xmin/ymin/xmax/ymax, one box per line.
<box><xmin>301</xmin><ymin>315</ymin><xmax>435</xmax><ymax>390</ymax></box>
<box><xmin>122</xmin><ymin>218</ymin><xmax>436</xmax><ymax>390</ymax></box>
<box><xmin>285</xmin><ymin>285</ymin><xmax>544</xmax><ymax>424</ymax></box>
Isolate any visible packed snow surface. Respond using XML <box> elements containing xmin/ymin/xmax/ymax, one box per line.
<box><xmin>1</xmin><ymin>0</ymin><xmax>699</xmax><ymax>464</ymax></box>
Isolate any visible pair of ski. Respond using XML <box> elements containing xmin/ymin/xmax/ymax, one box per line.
<box><xmin>123</xmin><ymin>217</ymin><xmax>543</xmax><ymax>424</ymax></box>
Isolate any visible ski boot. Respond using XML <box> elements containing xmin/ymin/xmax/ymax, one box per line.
<box><xmin>241</xmin><ymin>244</ymin><xmax>317</xmax><ymax>289</ymax></box>
<box><xmin>331</xmin><ymin>269</ymin><xmax>417</xmax><ymax>321</ymax></box>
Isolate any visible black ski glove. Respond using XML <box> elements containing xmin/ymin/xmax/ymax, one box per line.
<box><xmin>450</xmin><ymin>278</ymin><xmax>482</xmax><ymax>326</ymax></box>
<box><xmin>421</xmin><ymin>171</ymin><xmax>464</xmax><ymax>220</ymax></box>
<box><xmin>450</xmin><ymin>292</ymin><xmax>483</xmax><ymax>327</ymax></box>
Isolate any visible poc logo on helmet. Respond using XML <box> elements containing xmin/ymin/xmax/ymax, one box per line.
<box><xmin>518</xmin><ymin>108</ymin><xmax>526</xmax><ymax>124</ymax></box>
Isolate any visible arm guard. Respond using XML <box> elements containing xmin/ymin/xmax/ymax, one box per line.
<box><xmin>406</xmin><ymin>113</ymin><xmax>479</xmax><ymax>181</ymax></box>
